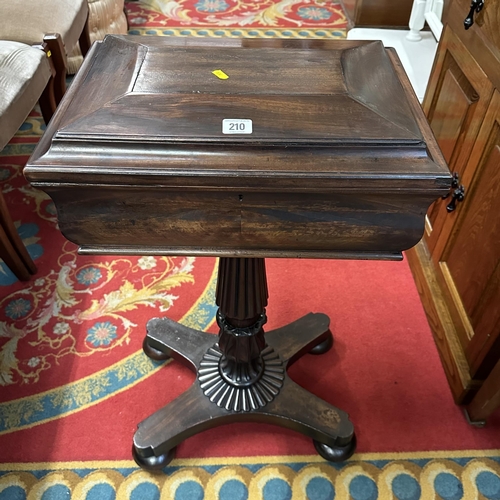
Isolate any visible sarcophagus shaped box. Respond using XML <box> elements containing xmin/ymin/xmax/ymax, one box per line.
<box><xmin>25</xmin><ymin>36</ymin><xmax>450</xmax><ymax>260</ymax></box>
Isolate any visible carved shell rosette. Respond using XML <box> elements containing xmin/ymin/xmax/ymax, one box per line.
<box><xmin>197</xmin><ymin>344</ymin><xmax>285</xmax><ymax>412</ymax></box>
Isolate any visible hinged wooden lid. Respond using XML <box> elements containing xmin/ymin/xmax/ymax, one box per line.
<box><xmin>26</xmin><ymin>36</ymin><xmax>450</xmax><ymax>192</ymax></box>
<box><xmin>53</xmin><ymin>36</ymin><xmax>424</xmax><ymax>146</ymax></box>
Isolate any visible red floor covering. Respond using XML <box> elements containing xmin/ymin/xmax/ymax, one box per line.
<box><xmin>1</xmin><ymin>253</ymin><xmax>499</xmax><ymax>463</ymax></box>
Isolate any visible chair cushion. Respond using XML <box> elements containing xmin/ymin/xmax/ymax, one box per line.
<box><xmin>0</xmin><ymin>41</ymin><xmax>51</xmax><ymax>151</ymax></box>
<box><xmin>0</xmin><ymin>0</ymin><xmax>88</xmax><ymax>56</ymax></box>
<box><xmin>68</xmin><ymin>0</ymin><xmax>127</xmax><ymax>74</ymax></box>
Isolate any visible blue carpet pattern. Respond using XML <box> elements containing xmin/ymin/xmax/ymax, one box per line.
<box><xmin>1</xmin><ymin>452</ymin><xmax>500</xmax><ymax>499</ymax></box>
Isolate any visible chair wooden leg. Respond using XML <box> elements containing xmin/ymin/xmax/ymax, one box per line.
<box><xmin>123</xmin><ymin>6</ymin><xmax>130</xmax><ymax>31</ymax></box>
<box><xmin>43</xmin><ymin>33</ymin><xmax>67</xmax><ymax>104</ymax></box>
<box><xmin>38</xmin><ymin>78</ymin><xmax>56</xmax><ymax>125</ymax></box>
<box><xmin>78</xmin><ymin>12</ymin><xmax>91</xmax><ymax>57</ymax></box>
<box><xmin>38</xmin><ymin>44</ymin><xmax>57</xmax><ymax>124</ymax></box>
<box><xmin>0</xmin><ymin>224</ymin><xmax>32</xmax><ymax>281</ymax></box>
<box><xmin>0</xmin><ymin>192</ymin><xmax>37</xmax><ymax>275</ymax></box>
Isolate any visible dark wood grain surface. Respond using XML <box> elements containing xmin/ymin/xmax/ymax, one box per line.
<box><xmin>25</xmin><ymin>36</ymin><xmax>450</xmax><ymax>259</ymax></box>
<box><xmin>51</xmin><ymin>38</ymin><xmax>422</xmax><ymax>144</ymax></box>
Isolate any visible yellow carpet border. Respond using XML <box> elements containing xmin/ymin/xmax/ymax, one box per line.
<box><xmin>1</xmin><ymin>451</ymin><xmax>500</xmax><ymax>500</ymax></box>
<box><xmin>2</xmin><ymin>449</ymin><xmax>500</xmax><ymax>471</ymax></box>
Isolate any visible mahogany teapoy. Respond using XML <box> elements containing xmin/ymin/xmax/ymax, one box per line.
<box><xmin>25</xmin><ymin>36</ymin><xmax>451</xmax><ymax>469</ymax></box>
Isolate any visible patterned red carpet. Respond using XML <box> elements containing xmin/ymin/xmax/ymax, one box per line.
<box><xmin>126</xmin><ymin>0</ymin><xmax>348</xmax><ymax>38</ymax></box>
<box><xmin>127</xmin><ymin>0</ymin><xmax>347</xmax><ymax>28</ymax></box>
<box><xmin>0</xmin><ymin>2</ymin><xmax>500</xmax><ymax>499</ymax></box>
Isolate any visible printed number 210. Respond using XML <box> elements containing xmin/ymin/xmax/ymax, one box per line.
<box><xmin>229</xmin><ymin>122</ymin><xmax>246</xmax><ymax>131</ymax></box>
<box><xmin>222</xmin><ymin>119</ymin><xmax>253</xmax><ymax>134</ymax></box>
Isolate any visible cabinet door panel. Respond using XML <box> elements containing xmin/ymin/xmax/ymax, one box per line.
<box><xmin>449</xmin><ymin>143</ymin><xmax>500</xmax><ymax>315</ymax></box>
<box><xmin>423</xmin><ymin>27</ymin><xmax>493</xmax><ymax>252</ymax></box>
<box><xmin>428</xmin><ymin>56</ymin><xmax>475</xmax><ymax>164</ymax></box>
<box><xmin>437</xmin><ymin>91</ymin><xmax>500</xmax><ymax>377</ymax></box>
<box><xmin>467</xmin><ymin>262</ymin><xmax>500</xmax><ymax>376</ymax></box>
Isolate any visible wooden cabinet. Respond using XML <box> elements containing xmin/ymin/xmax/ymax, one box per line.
<box><xmin>341</xmin><ymin>0</ymin><xmax>415</xmax><ymax>28</ymax></box>
<box><xmin>407</xmin><ymin>0</ymin><xmax>500</xmax><ymax>407</ymax></box>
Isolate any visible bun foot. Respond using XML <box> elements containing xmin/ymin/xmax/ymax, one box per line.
<box><xmin>132</xmin><ymin>445</ymin><xmax>176</xmax><ymax>471</ymax></box>
<box><xmin>313</xmin><ymin>433</ymin><xmax>356</xmax><ymax>462</ymax></box>
<box><xmin>143</xmin><ymin>336</ymin><xmax>170</xmax><ymax>361</ymax></box>
<box><xmin>309</xmin><ymin>330</ymin><xmax>334</xmax><ymax>355</ymax></box>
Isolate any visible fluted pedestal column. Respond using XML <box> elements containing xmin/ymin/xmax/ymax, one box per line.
<box><xmin>133</xmin><ymin>258</ymin><xmax>356</xmax><ymax>471</ymax></box>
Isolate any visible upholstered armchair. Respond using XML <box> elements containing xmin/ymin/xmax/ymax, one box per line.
<box><xmin>0</xmin><ymin>40</ymin><xmax>57</xmax><ymax>280</ymax></box>
<box><xmin>68</xmin><ymin>0</ymin><xmax>128</xmax><ymax>74</ymax></box>
<box><xmin>0</xmin><ymin>41</ymin><xmax>55</xmax><ymax>150</ymax></box>
<box><xmin>0</xmin><ymin>40</ymin><xmax>56</xmax><ymax>280</ymax></box>
<box><xmin>0</xmin><ymin>0</ymin><xmax>90</xmax><ymax>103</ymax></box>
<box><xmin>0</xmin><ymin>0</ymin><xmax>91</xmax><ymax>281</ymax></box>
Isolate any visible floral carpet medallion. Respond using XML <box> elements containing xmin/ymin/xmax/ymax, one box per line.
<box><xmin>0</xmin><ymin>116</ymin><xmax>218</xmax><ymax>435</ymax></box>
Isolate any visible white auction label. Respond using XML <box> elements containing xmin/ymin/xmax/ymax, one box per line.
<box><xmin>222</xmin><ymin>119</ymin><xmax>253</xmax><ymax>134</ymax></box>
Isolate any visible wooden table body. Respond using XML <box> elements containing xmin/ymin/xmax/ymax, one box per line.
<box><xmin>25</xmin><ymin>36</ymin><xmax>450</xmax><ymax>468</ymax></box>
